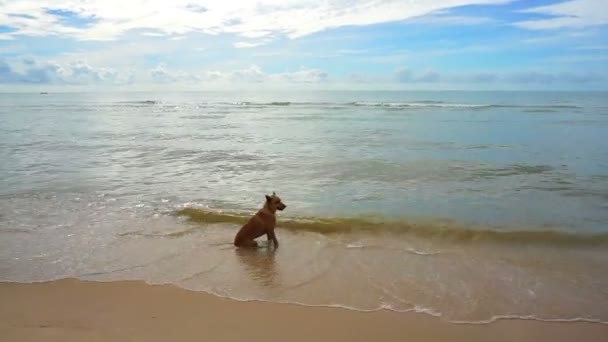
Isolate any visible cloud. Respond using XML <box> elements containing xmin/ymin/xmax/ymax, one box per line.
<box><xmin>234</xmin><ymin>40</ymin><xmax>270</xmax><ymax>48</ymax></box>
<box><xmin>557</xmin><ymin>72</ymin><xmax>603</xmax><ymax>83</ymax></box>
<box><xmin>516</xmin><ymin>0</ymin><xmax>608</xmax><ymax>30</ymax></box>
<box><xmin>2</xmin><ymin>57</ymin><xmax>603</xmax><ymax>88</ymax></box>
<box><xmin>1</xmin><ymin>56</ymin><xmax>329</xmax><ymax>86</ymax></box>
<box><xmin>270</xmin><ymin>67</ymin><xmax>328</xmax><ymax>83</ymax></box>
<box><xmin>68</xmin><ymin>60</ymin><xmax>123</xmax><ymax>83</ymax></box>
<box><xmin>416</xmin><ymin>68</ymin><xmax>440</xmax><ymax>82</ymax></box>
<box><xmin>394</xmin><ymin>67</ymin><xmax>440</xmax><ymax>83</ymax></box>
<box><xmin>0</xmin><ymin>58</ymin><xmax>64</xmax><ymax>83</ymax></box>
<box><xmin>446</xmin><ymin>72</ymin><xmax>498</xmax><ymax>83</ymax></box>
<box><xmin>469</xmin><ymin>72</ymin><xmax>497</xmax><ymax>83</ymax></box>
<box><xmin>408</xmin><ymin>14</ymin><xmax>495</xmax><ymax>26</ymax></box>
<box><xmin>0</xmin><ymin>59</ymin><xmax>20</xmax><ymax>82</ymax></box>
<box><xmin>150</xmin><ymin>63</ymin><xmax>179</xmax><ymax>83</ymax></box>
<box><xmin>150</xmin><ymin>63</ymin><xmax>214</xmax><ymax>83</ymax></box>
<box><xmin>148</xmin><ymin>64</ymin><xmax>327</xmax><ymax>84</ymax></box>
<box><xmin>227</xmin><ymin>65</ymin><xmax>266</xmax><ymax>83</ymax></box>
<box><xmin>505</xmin><ymin>71</ymin><xmax>604</xmax><ymax>84</ymax></box>
<box><xmin>392</xmin><ymin>67</ymin><xmax>604</xmax><ymax>85</ymax></box>
<box><xmin>505</xmin><ymin>72</ymin><xmax>556</xmax><ymax>84</ymax></box>
<box><xmin>394</xmin><ymin>67</ymin><xmax>413</xmax><ymax>82</ymax></box>
<box><xmin>0</xmin><ymin>0</ymin><xmax>514</xmax><ymax>43</ymax></box>
<box><xmin>0</xmin><ymin>57</ymin><xmax>133</xmax><ymax>84</ymax></box>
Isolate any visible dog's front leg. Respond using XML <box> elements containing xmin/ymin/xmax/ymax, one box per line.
<box><xmin>267</xmin><ymin>230</ymin><xmax>279</xmax><ymax>248</ymax></box>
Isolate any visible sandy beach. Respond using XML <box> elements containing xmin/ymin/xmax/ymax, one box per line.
<box><xmin>1</xmin><ymin>279</ymin><xmax>606</xmax><ymax>342</ymax></box>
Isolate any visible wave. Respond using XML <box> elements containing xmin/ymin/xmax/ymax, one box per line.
<box><xmin>194</xmin><ymin>100</ymin><xmax>586</xmax><ymax>110</ymax></box>
<box><xmin>171</xmin><ymin>285</ymin><xmax>607</xmax><ymax>325</ymax></box>
<box><xmin>349</xmin><ymin>101</ymin><xmax>490</xmax><ymax>109</ymax></box>
<box><xmin>345</xmin><ymin>243</ymin><xmax>441</xmax><ymax>255</ymax></box>
<box><xmin>223</xmin><ymin>101</ymin><xmax>294</xmax><ymax>106</ymax></box>
<box><xmin>111</xmin><ymin>99</ymin><xmax>587</xmax><ymax>111</ymax></box>
<box><xmin>174</xmin><ymin>208</ymin><xmax>608</xmax><ymax>247</ymax></box>
<box><xmin>349</xmin><ymin>102</ymin><xmax>584</xmax><ymax>110</ymax></box>
<box><xmin>220</xmin><ymin>100</ymin><xmax>490</xmax><ymax>109</ymax></box>
<box><xmin>449</xmin><ymin>314</ymin><xmax>608</xmax><ymax>325</ymax></box>
<box><xmin>115</xmin><ymin>100</ymin><xmax>159</xmax><ymax>105</ymax></box>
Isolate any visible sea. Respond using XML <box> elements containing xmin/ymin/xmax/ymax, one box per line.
<box><xmin>1</xmin><ymin>90</ymin><xmax>607</xmax><ymax>324</ymax></box>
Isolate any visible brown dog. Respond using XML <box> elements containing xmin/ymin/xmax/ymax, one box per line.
<box><xmin>234</xmin><ymin>192</ymin><xmax>286</xmax><ymax>248</ymax></box>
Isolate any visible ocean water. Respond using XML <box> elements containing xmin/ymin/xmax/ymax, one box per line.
<box><xmin>1</xmin><ymin>91</ymin><xmax>607</xmax><ymax>323</ymax></box>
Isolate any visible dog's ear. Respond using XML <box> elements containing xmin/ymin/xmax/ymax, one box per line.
<box><xmin>272</xmin><ymin>191</ymin><xmax>276</xmax><ymax>196</ymax></box>
<box><xmin>265</xmin><ymin>195</ymin><xmax>271</xmax><ymax>202</ymax></box>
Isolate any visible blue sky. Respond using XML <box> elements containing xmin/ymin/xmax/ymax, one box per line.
<box><xmin>0</xmin><ymin>0</ymin><xmax>607</xmax><ymax>90</ymax></box>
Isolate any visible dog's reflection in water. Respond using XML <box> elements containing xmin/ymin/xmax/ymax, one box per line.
<box><xmin>235</xmin><ymin>244</ymin><xmax>278</xmax><ymax>288</ymax></box>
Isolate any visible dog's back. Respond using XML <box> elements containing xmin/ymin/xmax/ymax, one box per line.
<box><xmin>234</xmin><ymin>210</ymin><xmax>274</xmax><ymax>246</ymax></box>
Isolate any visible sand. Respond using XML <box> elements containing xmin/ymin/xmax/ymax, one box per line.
<box><xmin>0</xmin><ymin>279</ymin><xmax>606</xmax><ymax>342</ymax></box>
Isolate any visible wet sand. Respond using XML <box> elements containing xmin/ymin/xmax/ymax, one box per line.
<box><xmin>0</xmin><ymin>279</ymin><xmax>606</xmax><ymax>342</ymax></box>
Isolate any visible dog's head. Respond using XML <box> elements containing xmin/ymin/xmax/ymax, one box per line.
<box><xmin>265</xmin><ymin>192</ymin><xmax>286</xmax><ymax>211</ymax></box>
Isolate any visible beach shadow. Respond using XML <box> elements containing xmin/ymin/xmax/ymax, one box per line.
<box><xmin>235</xmin><ymin>245</ymin><xmax>279</xmax><ymax>288</ymax></box>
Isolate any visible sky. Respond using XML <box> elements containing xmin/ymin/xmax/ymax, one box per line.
<box><xmin>0</xmin><ymin>0</ymin><xmax>607</xmax><ymax>91</ymax></box>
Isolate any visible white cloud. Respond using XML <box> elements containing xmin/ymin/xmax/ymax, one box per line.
<box><xmin>516</xmin><ymin>0</ymin><xmax>608</xmax><ymax>30</ymax></box>
<box><xmin>0</xmin><ymin>58</ymin><xmax>65</xmax><ymax>84</ymax></box>
<box><xmin>234</xmin><ymin>41</ymin><xmax>269</xmax><ymax>48</ymax></box>
<box><xmin>416</xmin><ymin>68</ymin><xmax>440</xmax><ymax>82</ymax></box>
<box><xmin>394</xmin><ymin>67</ymin><xmax>440</xmax><ymax>83</ymax></box>
<box><xmin>392</xmin><ymin>67</ymin><xmax>605</xmax><ymax>85</ymax></box>
<box><xmin>147</xmin><ymin>64</ymin><xmax>327</xmax><ymax>84</ymax></box>
<box><xmin>0</xmin><ymin>57</ymin><xmax>134</xmax><ymax>85</ymax></box>
<box><xmin>394</xmin><ymin>67</ymin><xmax>413</xmax><ymax>82</ymax></box>
<box><xmin>150</xmin><ymin>63</ymin><xmax>179</xmax><ymax>83</ymax></box>
<box><xmin>0</xmin><ymin>0</ymin><xmax>514</xmax><ymax>43</ymax></box>
<box><xmin>1</xmin><ymin>57</ymin><xmax>330</xmax><ymax>86</ymax></box>
<box><xmin>408</xmin><ymin>14</ymin><xmax>494</xmax><ymax>26</ymax></box>
<box><xmin>504</xmin><ymin>71</ymin><xmax>605</xmax><ymax>84</ymax></box>
<box><xmin>227</xmin><ymin>64</ymin><xmax>266</xmax><ymax>83</ymax></box>
<box><xmin>3</xmin><ymin>57</ymin><xmax>603</xmax><ymax>89</ymax></box>
<box><xmin>205</xmin><ymin>65</ymin><xmax>328</xmax><ymax>84</ymax></box>
<box><xmin>270</xmin><ymin>67</ymin><xmax>328</xmax><ymax>83</ymax></box>
<box><xmin>469</xmin><ymin>72</ymin><xmax>497</xmax><ymax>83</ymax></box>
<box><xmin>141</xmin><ymin>32</ymin><xmax>166</xmax><ymax>37</ymax></box>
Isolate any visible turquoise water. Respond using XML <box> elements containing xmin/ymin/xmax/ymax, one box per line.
<box><xmin>1</xmin><ymin>91</ymin><xmax>607</xmax><ymax>323</ymax></box>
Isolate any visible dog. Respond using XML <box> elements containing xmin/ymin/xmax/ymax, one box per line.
<box><xmin>234</xmin><ymin>192</ymin><xmax>286</xmax><ymax>248</ymax></box>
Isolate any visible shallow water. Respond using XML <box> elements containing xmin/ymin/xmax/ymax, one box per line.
<box><xmin>1</xmin><ymin>91</ymin><xmax>607</xmax><ymax>323</ymax></box>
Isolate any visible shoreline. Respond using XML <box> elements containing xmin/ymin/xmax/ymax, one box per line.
<box><xmin>1</xmin><ymin>279</ymin><xmax>607</xmax><ymax>342</ymax></box>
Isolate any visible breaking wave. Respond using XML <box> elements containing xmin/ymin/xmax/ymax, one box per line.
<box><xmin>173</xmin><ymin>208</ymin><xmax>608</xmax><ymax>247</ymax></box>
<box><xmin>190</xmin><ymin>101</ymin><xmax>586</xmax><ymax>110</ymax></box>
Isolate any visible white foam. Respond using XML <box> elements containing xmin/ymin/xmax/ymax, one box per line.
<box><xmin>351</xmin><ymin>101</ymin><xmax>489</xmax><ymax>109</ymax></box>
<box><xmin>450</xmin><ymin>314</ymin><xmax>608</xmax><ymax>325</ymax></box>
<box><xmin>410</xmin><ymin>305</ymin><xmax>443</xmax><ymax>317</ymax></box>
<box><xmin>405</xmin><ymin>248</ymin><xmax>441</xmax><ymax>256</ymax></box>
<box><xmin>171</xmin><ymin>285</ymin><xmax>608</xmax><ymax>325</ymax></box>
<box><xmin>12</xmin><ymin>277</ymin><xmax>608</xmax><ymax>326</ymax></box>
